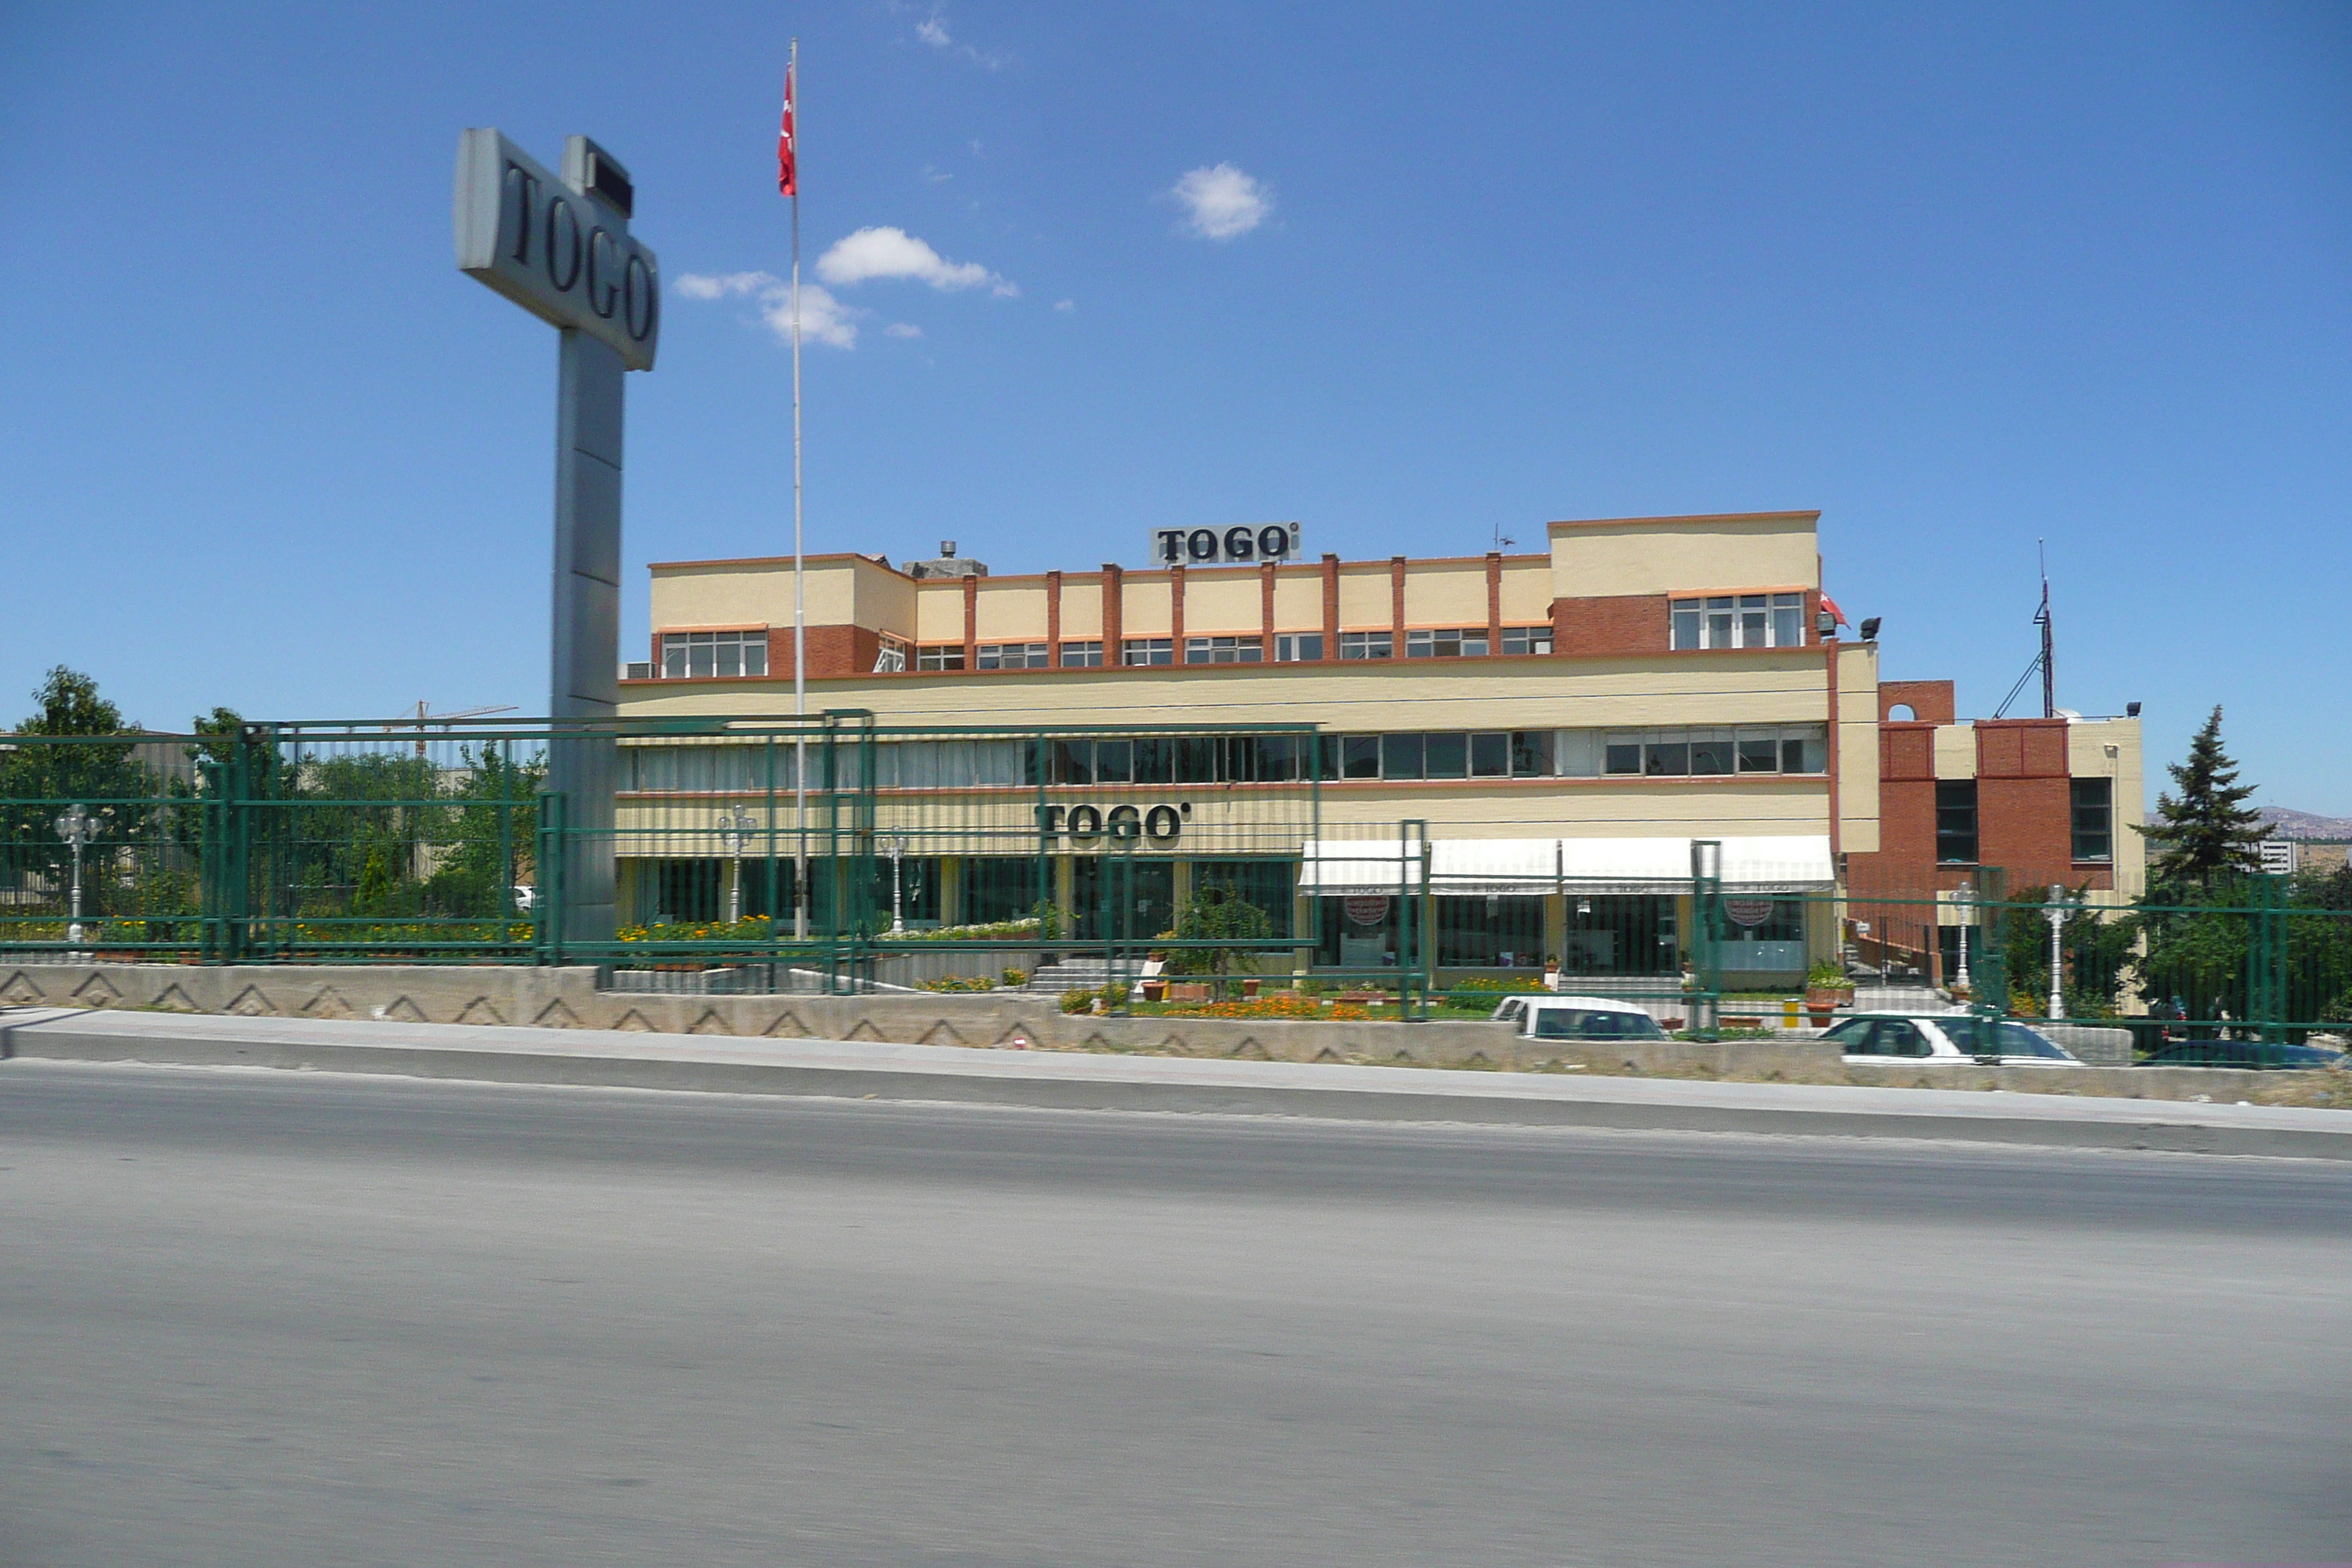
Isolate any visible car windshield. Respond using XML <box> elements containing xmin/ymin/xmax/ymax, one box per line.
<box><xmin>1940</xmin><ymin>1018</ymin><xmax>2072</xmax><ymax>1059</ymax></box>
<box><xmin>1533</xmin><ymin>1009</ymin><xmax>1662</xmax><ymax>1040</ymax></box>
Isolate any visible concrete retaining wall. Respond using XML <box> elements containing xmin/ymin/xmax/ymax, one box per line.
<box><xmin>0</xmin><ymin>961</ymin><xmax>2298</xmax><ymax>1102</ymax></box>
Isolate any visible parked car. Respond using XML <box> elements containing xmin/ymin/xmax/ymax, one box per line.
<box><xmin>1820</xmin><ymin>1012</ymin><xmax>2082</xmax><ymax>1066</ymax></box>
<box><xmin>2136</xmin><ymin>1038</ymin><xmax>2347</xmax><ymax>1071</ymax></box>
<box><xmin>1500</xmin><ymin>995</ymin><xmax>1669</xmax><ymax>1041</ymax></box>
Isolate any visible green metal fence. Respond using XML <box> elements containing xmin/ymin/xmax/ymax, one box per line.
<box><xmin>7</xmin><ymin>720</ymin><xmax>2345</xmax><ymax>1045</ymax></box>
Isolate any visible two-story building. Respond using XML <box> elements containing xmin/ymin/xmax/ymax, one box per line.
<box><xmin>614</xmin><ymin>510</ymin><xmax>2141</xmax><ymax>987</ymax></box>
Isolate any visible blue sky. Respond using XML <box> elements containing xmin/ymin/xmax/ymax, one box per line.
<box><xmin>5</xmin><ymin>2</ymin><xmax>2349</xmax><ymax>812</ymax></box>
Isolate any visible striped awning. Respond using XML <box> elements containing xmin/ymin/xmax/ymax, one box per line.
<box><xmin>1297</xmin><ymin>835</ymin><xmax>1834</xmax><ymax>897</ymax></box>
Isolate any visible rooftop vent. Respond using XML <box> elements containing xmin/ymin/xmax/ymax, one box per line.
<box><xmin>907</xmin><ymin>542</ymin><xmax>986</xmax><ymax>580</ymax></box>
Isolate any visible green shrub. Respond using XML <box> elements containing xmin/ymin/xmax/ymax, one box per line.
<box><xmin>1000</xmin><ymin>967</ymin><xmax>1030</xmax><ymax>989</ymax></box>
<box><xmin>1806</xmin><ymin>961</ymin><xmax>1852</xmax><ymax>988</ymax></box>
<box><xmin>1059</xmin><ymin>987</ymin><xmax>1096</xmax><ymax>1014</ymax></box>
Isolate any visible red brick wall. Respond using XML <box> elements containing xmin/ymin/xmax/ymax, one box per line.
<box><xmin>1551</xmin><ymin>594</ymin><xmax>1671</xmax><ymax>656</ymax></box>
<box><xmin>1320</xmin><ymin>555</ymin><xmax>1340</xmax><ymax>655</ymax></box>
<box><xmin>764</xmin><ymin>624</ymin><xmax>875</xmax><ymax>679</ymax></box>
<box><xmin>1881</xmin><ymin>680</ymin><xmax>1956</xmax><ymax>724</ymax></box>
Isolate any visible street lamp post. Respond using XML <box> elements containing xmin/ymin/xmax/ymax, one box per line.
<box><xmin>884</xmin><ymin>832</ymin><xmax>907</xmax><ymax>936</ymax></box>
<box><xmin>717</xmin><ymin>807</ymin><xmax>757</xmax><ymax>925</ymax></box>
<box><xmin>1953</xmin><ymin>881</ymin><xmax>1975</xmax><ymax>993</ymax></box>
<box><xmin>2044</xmin><ymin>883</ymin><xmax>2070</xmax><ymax>1021</ymax></box>
<box><xmin>53</xmin><ymin>804</ymin><xmax>97</xmax><ymax>949</ymax></box>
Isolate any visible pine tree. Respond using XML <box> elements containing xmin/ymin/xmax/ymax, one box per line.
<box><xmin>2138</xmin><ymin>706</ymin><xmax>2265</xmax><ymax>895</ymax></box>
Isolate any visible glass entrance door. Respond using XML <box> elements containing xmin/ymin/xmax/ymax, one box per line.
<box><xmin>1072</xmin><ymin>856</ymin><xmax>1175</xmax><ymax>943</ymax></box>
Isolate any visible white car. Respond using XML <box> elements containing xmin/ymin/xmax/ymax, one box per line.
<box><xmin>1820</xmin><ymin>1012</ymin><xmax>2081</xmax><ymax>1067</ymax></box>
<box><xmin>1494</xmin><ymin>994</ymin><xmax>1670</xmax><ymax>1042</ymax></box>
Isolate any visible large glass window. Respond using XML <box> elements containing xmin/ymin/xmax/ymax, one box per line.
<box><xmin>1511</xmin><ymin>731</ymin><xmax>1555</xmax><ymax>777</ymax></box>
<box><xmin>1500</xmin><ymin>626</ymin><xmax>1553</xmax><ymax>656</ymax></box>
<box><xmin>1341</xmin><ymin>736</ymin><xmax>1381</xmax><ymax>780</ymax></box>
<box><xmin>1937</xmin><ymin>780</ymin><xmax>1980</xmax><ymax>864</ymax></box>
<box><xmin>1059</xmin><ymin>640</ymin><xmax>1103</xmax><ymax>668</ymax></box>
<box><xmin>660</xmin><ymin>630</ymin><xmax>769</xmax><ymax>679</ymax></box>
<box><xmin>1471</xmin><ymin>733</ymin><xmax>1509</xmax><ymax>777</ymax></box>
<box><xmin>2071</xmin><ymin>777</ymin><xmax>2114</xmax><ymax>862</ymax></box>
<box><xmin>1339</xmin><ymin>631</ymin><xmax>1393</xmax><ymax>660</ymax></box>
<box><xmin>1597</xmin><ymin>726</ymin><xmax>1824</xmax><ymax>777</ymax></box>
<box><xmin>976</xmin><ymin>642</ymin><xmax>1049</xmax><ymax>670</ymax></box>
<box><xmin>1405</xmin><ymin>627</ymin><xmax>1488</xmax><ymax>658</ymax></box>
<box><xmin>1380</xmin><ymin>733</ymin><xmax>1425</xmax><ymax>780</ymax></box>
<box><xmin>1669</xmin><ymin>592</ymin><xmax>1807</xmax><ymax>650</ymax></box>
<box><xmin>1121</xmin><ymin>638</ymin><xmax>1173</xmax><ymax>666</ymax></box>
<box><xmin>1561</xmin><ymin>894</ymin><xmax>1678</xmax><ymax>976</ymax></box>
<box><xmin>1185</xmin><ymin>635</ymin><xmax>1263</xmax><ymax>664</ymax></box>
<box><xmin>1275</xmin><ymin>633</ymin><xmax>1323</xmax><ymax>662</ymax></box>
<box><xmin>1437</xmin><ymin>896</ymin><xmax>1546</xmax><ymax>968</ymax></box>
<box><xmin>916</xmin><ymin>645</ymin><xmax>965</xmax><ymax>671</ymax></box>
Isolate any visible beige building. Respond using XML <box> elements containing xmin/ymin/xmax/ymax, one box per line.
<box><xmin>614</xmin><ymin>510</ymin><xmax>2138</xmax><ymax>985</ymax></box>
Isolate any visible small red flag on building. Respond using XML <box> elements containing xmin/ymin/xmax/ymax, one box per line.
<box><xmin>777</xmin><ymin>64</ymin><xmax>796</xmax><ymax>196</ymax></box>
<box><xmin>1820</xmin><ymin>593</ymin><xmax>1850</xmax><ymax>626</ymax></box>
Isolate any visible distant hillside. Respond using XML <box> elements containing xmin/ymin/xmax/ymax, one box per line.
<box><xmin>2258</xmin><ymin>807</ymin><xmax>2352</xmax><ymax>841</ymax></box>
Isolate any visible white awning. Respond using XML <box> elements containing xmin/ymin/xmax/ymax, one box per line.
<box><xmin>1298</xmin><ymin>835</ymin><xmax>1833</xmax><ymax>897</ymax></box>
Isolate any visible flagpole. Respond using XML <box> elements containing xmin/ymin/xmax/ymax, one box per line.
<box><xmin>788</xmin><ymin>37</ymin><xmax>809</xmax><ymax>941</ymax></box>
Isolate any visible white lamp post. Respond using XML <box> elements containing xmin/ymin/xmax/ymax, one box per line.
<box><xmin>717</xmin><ymin>807</ymin><xmax>757</xmax><ymax>924</ymax></box>
<box><xmin>2043</xmin><ymin>883</ymin><xmax>2070</xmax><ymax>1021</ymax></box>
<box><xmin>884</xmin><ymin>832</ymin><xmax>908</xmax><ymax>935</ymax></box>
<box><xmin>54</xmin><ymin>804</ymin><xmax>97</xmax><ymax>949</ymax></box>
<box><xmin>1952</xmin><ymin>881</ymin><xmax>1974</xmax><ymax>992</ymax></box>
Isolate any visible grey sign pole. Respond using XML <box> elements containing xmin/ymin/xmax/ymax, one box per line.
<box><xmin>456</xmin><ymin>129</ymin><xmax>660</xmax><ymax>951</ymax></box>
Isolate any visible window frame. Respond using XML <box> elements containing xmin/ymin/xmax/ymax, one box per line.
<box><xmin>1120</xmin><ymin>638</ymin><xmax>1173</xmax><ymax>667</ymax></box>
<box><xmin>1936</xmin><ymin>779</ymin><xmax>1980</xmax><ymax>866</ymax></box>
<box><xmin>2070</xmin><ymin>777</ymin><xmax>2114</xmax><ymax>863</ymax></box>
<box><xmin>1338</xmin><ymin>630</ymin><xmax>1394</xmax><ymax>660</ymax></box>
<box><xmin>1058</xmin><ymin>640</ymin><xmax>1104</xmax><ymax>668</ymax></box>
<box><xmin>659</xmin><ymin>628</ymin><xmax>770</xmax><ymax>680</ymax></box>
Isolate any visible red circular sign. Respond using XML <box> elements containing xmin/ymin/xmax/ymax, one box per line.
<box><xmin>1723</xmin><ymin>897</ymin><xmax>1776</xmax><ymax>927</ymax></box>
<box><xmin>1343</xmin><ymin>896</ymin><xmax>1390</xmax><ymax>927</ymax></box>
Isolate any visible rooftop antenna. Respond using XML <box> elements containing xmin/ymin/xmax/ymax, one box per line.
<box><xmin>2035</xmin><ymin>540</ymin><xmax>2054</xmax><ymax>720</ymax></box>
<box><xmin>1492</xmin><ymin>521</ymin><xmax>1515</xmax><ymax>552</ymax></box>
<box><xmin>1991</xmin><ymin>541</ymin><xmax>2055</xmax><ymax>719</ymax></box>
<box><xmin>388</xmin><ymin>701</ymin><xmax>517</xmax><ymax>758</ymax></box>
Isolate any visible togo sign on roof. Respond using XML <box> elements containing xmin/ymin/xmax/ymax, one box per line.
<box><xmin>1148</xmin><ymin>523</ymin><xmax>1303</xmax><ymax>568</ymax></box>
<box><xmin>454</xmin><ymin>129</ymin><xmax>660</xmax><ymax>372</ymax></box>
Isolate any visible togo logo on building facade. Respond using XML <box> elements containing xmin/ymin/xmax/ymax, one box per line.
<box><xmin>1035</xmin><ymin>802</ymin><xmax>1191</xmax><ymax>845</ymax></box>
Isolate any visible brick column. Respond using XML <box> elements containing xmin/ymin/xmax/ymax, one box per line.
<box><xmin>1320</xmin><ymin>554</ymin><xmax>1340</xmax><ymax>659</ymax></box>
<box><xmin>1390</xmin><ymin>556</ymin><xmax>1407</xmax><ymax>647</ymax></box>
<box><xmin>1169</xmin><ymin>565</ymin><xmax>1186</xmax><ymax>660</ymax></box>
<box><xmin>1102</xmin><ymin>564</ymin><xmax>1123</xmax><ymax>666</ymax></box>
<box><xmin>1046</xmin><ymin>570</ymin><xmax>1063</xmax><ymax>662</ymax></box>
<box><xmin>1485</xmin><ymin>551</ymin><xmax>1504</xmax><ymax>651</ymax></box>
<box><xmin>962</xmin><ymin>575</ymin><xmax>979</xmax><ymax>669</ymax></box>
<box><xmin>1259</xmin><ymin>562</ymin><xmax>1277</xmax><ymax>660</ymax></box>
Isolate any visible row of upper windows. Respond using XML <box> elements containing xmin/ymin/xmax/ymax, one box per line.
<box><xmin>641</xmin><ymin>602</ymin><xmax>1799</xmax><ymax>679</ymax></box>
<box><xmin>621</xmin><ymin>724</ymin><xmax>1834</xmax><ymax>794</ymax></box>
<box><xmin>908</xmin><ymin>627</ymin><xmax>1558</xmax><ymax>671</ymax></box>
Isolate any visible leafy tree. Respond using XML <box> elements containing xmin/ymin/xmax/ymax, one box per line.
<box><xmin>1164</xmin><ymin>881</ymin><xmax>1275</xmax><ymax>990</ymax></box>
<box><xmin>20</xmin><ymin>666</ymin><xmax>129</xmax><ymax>736</ymax></box>
<box><xmin>2138</xmin><ymin>706</ymin><xmax>2264</xmax><ymax>898</ymax></box>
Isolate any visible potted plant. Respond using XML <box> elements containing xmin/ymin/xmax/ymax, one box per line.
<box><xmin>1803</xmin><ymin>961</ymin><xmax>1855</xmax><ymax>1027</ymax></box>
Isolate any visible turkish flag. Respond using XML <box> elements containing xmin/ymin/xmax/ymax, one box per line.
<box><xmin>1820</xmin><ymin>593</ymin><xmax>1850</xmax><ymax>626</ymax></box>
<box><xmin>777</xmin><ymin>64</ymin><xmax>796</xmax><ymax>196</ymax></box>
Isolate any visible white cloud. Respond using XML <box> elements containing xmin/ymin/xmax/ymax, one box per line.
<box><xmin>674</xmin><ymin>271</ymin><xmax>862</xmax><ymax>348</ymax></box>
<box><xmin>816</xmin><ymin>226</ymin><xmax>1017</xmax><ymax>296</ymax></box>
<box><xmin>1053</xmin><ymin>298</ymin><xmax>1075</xmax><ymax>312</ymax></box>
<box><xmin>884</xmin><ymin>322</ymin><xmax>923</xmax><ymax>339</ymax></box>
<box><xmin>911</xmin><ymin>4</ymin><xmax>1006</xmax><ymax>68</ymax></box>
<box><xmin>1170</xmin><ymin>163</ymin><xmax>1273</xmax><ymax>241</ymax></box>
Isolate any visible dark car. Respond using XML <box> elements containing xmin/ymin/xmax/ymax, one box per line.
<box><xmin>2137</xmin><ymin>1039</ymin><xmax>2347</xmax><ymax>1071</ymax></box>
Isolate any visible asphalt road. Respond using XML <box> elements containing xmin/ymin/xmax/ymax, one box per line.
<box><xmin>1</xmin><ymin>1061</ymin><xmax>2346</xmax><ymax>1568</ymax></box>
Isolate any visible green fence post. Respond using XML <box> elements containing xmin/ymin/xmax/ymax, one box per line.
<box><xmin>1688</xmin><ymin>840</ymin><xmax>1723</xmax><ymax>1041</ymax></box>
<box><xmin>536</xmin><ymin>789</ymin><xmax>566</xmax><ymax>965</ymax></box>
<box><xmin>2250</xmin><ymin>872</ymin><xmax>2288</xmax><ymax>1043</ymax></box>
